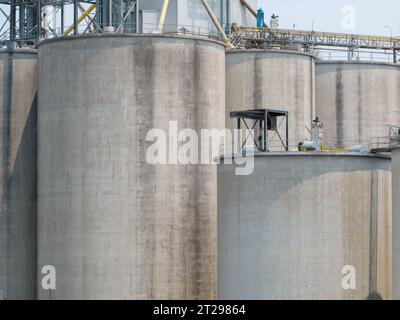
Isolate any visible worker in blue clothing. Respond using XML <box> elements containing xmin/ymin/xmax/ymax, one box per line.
<box><xmin>257</xmin><ymin>8</ymin><xmax>264</xmax><ymax>28</ymax></box>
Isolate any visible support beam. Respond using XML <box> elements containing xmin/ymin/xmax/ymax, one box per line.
<box><xmin>240</xmin><ymin>0</ymin><xmax>257</xmax><ymax>18</ymax></box>
<box><xmin>74</xmin><ymin>0</ymin><xmax>78</xmax><ymax>35</ymax></box>
<box><xmin>108</xmin><ymin>0</ymin><xmax>113</xmax><ymax>28</ymax></box>
<box><xmin>200</xmin><ymin>0</ymin><xmax>234</xmax><ymax>49</ymax></box>
<box><xmin>61</xmin><ymin>4</ymin><xmax>64</xmax><ymax>34</ymax></box>
<box><xmin>19</xmin><ymin>4</ymin><xmax>26</xmax><ymax>39</ymax></box>
<box><xmin>37</xmin><ymin>0</ymin><xmax>42</xmax><ymax>40</ymax></box>
<box><xmin>64</xmin><ymin>3</ymin><xmax>96</xmax><ymax>36</ymax></box>
<box><xmin>10</xmin><ymin>0</ymin><xmax>16</xmax><ymax>40</ymax></box>
<box><xmin>116</xmin><ymin>0</ymin><xmax>137</xmax><ymax>33</ymax></box>
<box><xmin>136</xmin><ymin>0</ymin><xmax>140</xmax><ymax>33</ymax></box>
<box><xmin>239</xmin><ymin>0</ymin><xmax>269</xmax><ymax>29</ymax></box>
<box><xmin>157</xmin><ymin>0</ymin><xmax>170</xmax><ymax>33</ymax></box>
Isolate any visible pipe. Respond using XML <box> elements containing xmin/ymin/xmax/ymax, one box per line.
<box><xmin>200</xmin><ymin>0</ymin><xmax>234</xmax><ymax>49</ymax></box>
<box><xmin>10</xmin><ymin>0</ymin><xmax>16</xmax><ymax>40</ymax></box>
<box><xmin>37</xmin><ymin>0</ymin><xmax>42</xmax><ymax>40</ymax></box>
<box><xmin>240</xmin><ymin>0</ymin><xmax>257</xmax><ymax>17</ymax></box>
<box><xmin>240</xmin><ymin>0</ymin><xmax>269</xmax><ymax>29</ymax></box>
<box><xmin>73</xmin><ymin>0</ymin><xmax>78</xmax><ymax>35</ymax></box>
<box><xmin>19</xmin><ymin>4</ymin><xmax>25</xmax><ymax>39</ymax></box>
<box><xmin>136</xmin><ymin>0</ymin><xmax>140</xmax><ymax>33</ymax></box>
<box><xmin>116</xmin><ymin>0</ymin><xmax>137</xmax><ymax>33</ymax></box>
<box><xmin>63</xmin><ymin>3</ymin><xmax>96</xmax><ymax>36</ymax></box>
<box><xmin>61</xmin><ymin>4</ymin><xmax>64</xmax><ymax>34</ymax></box>
<box><xmin>109</xmin><ymin>0</ymin><xmax>112</xmax><ymax>29</ymax></box>
<box><xmin>78</xmin><ymin>3</ymin><xmax>100</xmax><ymax>32</ymax></box>
<box><xmin>157</xmin><ymin>0</ymin><xmax>170</xmax><ymax>33</ymax></box>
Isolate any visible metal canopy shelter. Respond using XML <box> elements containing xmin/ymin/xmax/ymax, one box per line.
<box><xmin>230</xmin><ymin>108</ymin><xmax>289</xmax><ymax>152</ymax></box>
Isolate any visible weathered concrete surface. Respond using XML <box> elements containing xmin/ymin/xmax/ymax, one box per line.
<box><xmin>225</xmin><ymin>50</ymin><xmax>315</xmax><ymax>151</ymax></box>
<box><xmin>218</xmin><ymin>153</ymin><xmax>391</xmax><ymax>300</ymax></box>
<box><xmin>391</xmin><ymin>146</ymin><xmax>400</xmax><ymax>299</ymax></box>
<box><xmin>316</xmin><ymin>61</ymin><xmax>400</xmax><ymax>148</ymax></box>
<box><xmin>38</xmin><ymin>34</ymin><xmax>225</xmax><ymax>299</ymax></box>
<box><xmin>0</xmin><ymin>50</ymin><xmax>38</xmax><ymax>300</ymax></box>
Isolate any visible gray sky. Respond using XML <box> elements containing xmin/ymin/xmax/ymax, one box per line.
<box><xmin>258</xmin><ymin>0</ymin><xmax>400</xmax><ymax>36</ymax></box>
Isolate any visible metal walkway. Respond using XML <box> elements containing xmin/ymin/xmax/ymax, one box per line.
<box><xmin>230</xmin><ymin>27</ymin><xmax>400</xmax><ymax>62</ymax></box>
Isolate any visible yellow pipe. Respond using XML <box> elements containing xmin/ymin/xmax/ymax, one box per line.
<box><xmin>200</xmin><ymin>0</ymin><xmax>234</xmax><ymax>49</ymax></box>
<box><xmin>63</xmin><ymin>3</ymin><xmax>96</xmax><ymax>36</ymax></box>
<box><xmin>240</xmin><ymin>0</ymin><xmax>257</xmax><ymax>18</ymax></box>
<box><xmin>322</xmin><ymin>148</ymin><xmax>349</xmax><ymax>153</ymax></box>
<box><xmin>157</xmin><ymin>0</ymin><xmax>170</xmax><ymax>33</ymax></box>
<box><xmin>78</xmin><ymin>3</ymin><xmax>97</xmax><ymax>32</ymax></box>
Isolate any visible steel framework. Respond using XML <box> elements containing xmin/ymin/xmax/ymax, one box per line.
<box><xmin>230</xmin><ymin>27</ymin><xmax>400</xmax><ymax>63</ymax></box>
<box><xmin>230</xmin><ymin>109</ymin><xmax>289</xmax><ymax>152</ymax></box>
<box><xmin>0</xmin><ymin>1</ymin><xmax>399</xmax><ymax>64</ymax></box>
<box><xmin>0</xmin><ymin>0</ymin><xmax>141</xmax><ymax>47</ymax></box>
<box><xmin>370</xmin><ymin>125</ymin><xmax>400</xmax><ymax>153</ymax></box>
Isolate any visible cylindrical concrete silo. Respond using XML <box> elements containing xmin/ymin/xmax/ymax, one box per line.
<box><xmin>38</xmin><ymin>34</ymin><xmax>225</xmax><ymax>299</ymax></box>
<box><xmin>0</xmin><ymin>49</ymin><xmax>38</xmax><ymax>300</ymax></box>
<box><xmin>218</xmin><ymin>153</ymin><xmax>391</xmax><ymax>300</ymax></box>
<box><xmin>391</xmin><ymin>145</ymin><xmax>400</xmax><ymax>299</ymax></box>
<box><xmin>225</xmin><ymin>50</ymin><xmax>315</xmax><ymax>151</ymax></box>
<box><xmin>316</xmin><ymin>61</ymin><xmax>400</xmax><ymax>148</ymax></box>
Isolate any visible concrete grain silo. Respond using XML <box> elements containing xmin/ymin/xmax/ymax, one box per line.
<box><xmin>37</xmin><ymin>34</ymin><xmax>225</xmax><ymax>299</ymax></box>
<box><xmin>316</xmin><ymin>61</ymin><xmax>400</xmax><ymax>148</ymax></box>
<box><xmin>391</xmin><ymin>145</ymin><xmax>400</xmax><ymax>299</ymax></box>
<box><xmin>225</xmin><ymin>50</ymin><xmax>316</xmax><ymax>151</ymax></box>
<box><xmin>0</xmin><ymin>49</ymin><xmax>38</xmax><ymax>300</ymax></box>
<box><xmin>218</xmin><ymin>153</ymin><xmax>391</xmax><ymax>300</ymax></box>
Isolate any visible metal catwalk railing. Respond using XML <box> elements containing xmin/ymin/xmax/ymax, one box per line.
<box><xmin>230</xmin><ymin>27</ymin><xmax>400</xmax><ymax>63</ymax></box>
<box><xmin>370</xmin><ymin>125</ymin><xmax>400</xmax><ymax>152</ymax></box>
<box><xmin>231</xmin><ymin>27</ymin><xmax>400</xmax><ymax>50</ymax></box>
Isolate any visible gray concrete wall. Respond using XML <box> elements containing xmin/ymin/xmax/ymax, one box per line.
<box><xmin>0</xmin><ymin>50</ymin><xmax>38</xmax><ymax>300</ymax></box>
<box><xmin>225</xmin><ymin>50</ymin><xmax>315</xmax><ymax>151</ymax></box>
<box><xmin>218</xmin><ymin>153</ymin><xmax>391</xmax><ymax>300</ymax></box>
<box><xmin>316</xmin><ymin>61</ymin><xmax>400</xmax><ymax>148</ymax></box>
<box><xmin>392</xmin><ymin>147</ymin><xmax>400</xmax><ymax>299</ymax></box>
<box><xmin>38</xmin><ymin>34</ymin><xmax>225</xmax><ymax>299</ymax></box>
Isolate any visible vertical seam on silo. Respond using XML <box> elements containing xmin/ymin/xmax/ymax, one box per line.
<box><xmin>192</xmin><ymin>40</ymin><xmax>201</xmax><ymax>299</ymax></box>
<box><xmin>369</xmin><ymin>169</ymin><xmax>379</xmax><ymax>294</ymax></box>
<box><xmin>253</xmin><ymin>54</ymin><xmax>259</xmax><ymax>109</ymax></box>
<box><xmin>335</xmin><ymin>64</ymin><xmax>343</xmax><ymax>147</ymax></box>
<box><xmin>357</xmin><ymin>70</ymin><xmax>362</xmax><ymax>145</ymax></box>
<box><xmin>311</xmin><ymin>57</ymin><xmax>315</xmax><ymax>127</ymax></box>
<box><xmin>3</xmin><ymin>51</ymin><xmax>13</xmax><ymax>299</ymax></box>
